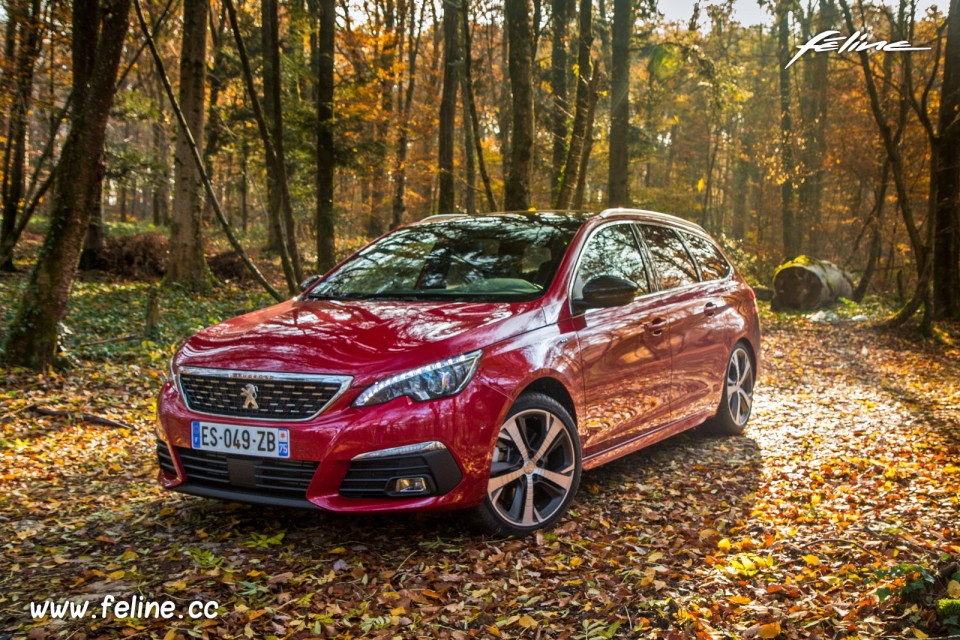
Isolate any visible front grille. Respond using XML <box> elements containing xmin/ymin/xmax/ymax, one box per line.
<box><xmin>340</xmin><ymin>455</ymin><xmax>437</xmax><ymax>498</ymax></box>
<box><xmin>174</xmin><ymin>447</ymin><xmax>318</xmax><ymax>498</ymax></box>
<box><xmin>178</xmin><ymin>368</ymin><xmax>349</xmax><ymax>420</ymax></box>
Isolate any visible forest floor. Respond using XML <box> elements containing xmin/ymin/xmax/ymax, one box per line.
<box><xmin>1</xmin><ymin>271</ymin><xmax>960</xmax><ymax>639</ymax></box>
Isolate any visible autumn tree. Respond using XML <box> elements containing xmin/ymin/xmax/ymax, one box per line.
<box><xmin>3</xmin><ymin>0</ymin><xmax>131</xmax><ymax>369</ymax></box>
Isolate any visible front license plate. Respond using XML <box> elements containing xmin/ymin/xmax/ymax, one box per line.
<box><xmin>191</xmin><ymin>421</ymin><xmax>291</xmax><ymax>458</ymax></box>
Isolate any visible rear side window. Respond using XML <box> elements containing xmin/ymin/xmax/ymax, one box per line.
<box><xmin>573</xmin><ymin>223</ymin><xmax>650</xmax><ymax>298</ymax></box>
<box><xmin>681</xmin><ymin>232</ymin><xmax>731</xmax><ymax>281</ymax></box>
<box><xmin>639</xmin><ymin>225</ymin><xmax>699</xmax><ymax>290</ymax></box>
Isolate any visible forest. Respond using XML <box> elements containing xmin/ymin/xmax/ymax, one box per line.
<box><xmin>0</xmin><ymin>0</ymin><xmax>956</xmax><ymax>365</ymax></box>
<box><xmin>1</xmin><ymin>0</ymin><xmax>959</xmax><ymax>637</ymax></box>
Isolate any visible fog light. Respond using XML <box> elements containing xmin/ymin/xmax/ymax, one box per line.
<box><xmin>393</xmin><ymin>477</ymin><xmax>429</xmax><ymax>495</ymax></box>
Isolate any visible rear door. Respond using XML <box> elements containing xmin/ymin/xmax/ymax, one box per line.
<box><xmin>638</xmin><ymin>224</ymin><xmax>732</xmax><ymax>422</ymax></box>
<box><xmin>571</xmin><ymin>222</ymin><xmax>673</xmax><ymax>459</ymax></box>
<box><xmin>677</xmin><ymin>230</ymin><xmax>740</xmax><ymax>417</ymax></box>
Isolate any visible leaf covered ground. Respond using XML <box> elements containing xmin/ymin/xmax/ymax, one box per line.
<box><xmin>1</xmin><ymin>277</ymin><xmax>959</xmax><ymax>639</ymax></box>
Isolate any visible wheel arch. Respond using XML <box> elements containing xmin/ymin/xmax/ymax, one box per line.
<box><xmin>734</xmin><ymin>335</ymin><xmax>759</xmax><ymax>376</ymax></box>
<box><xmin>516</xmin><ymin>377</ymin><xmax>578</xmax><ymax>426</ymax></box>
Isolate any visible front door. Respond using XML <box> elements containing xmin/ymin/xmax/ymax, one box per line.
<box><xmin>572</xmin><ymin>223</ymin><xmax>673</xmax><ymax>460</ymax></box>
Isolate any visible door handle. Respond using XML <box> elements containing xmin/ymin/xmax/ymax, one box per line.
<box><xmin>645</xmin><ymin>317</ymin><xmax>667</xmax><ymax>336</ymax></box>
<box><xmin>704</xmin><ymin>302</ymin><xmax>717</xmax><ymax>317</ymax></box>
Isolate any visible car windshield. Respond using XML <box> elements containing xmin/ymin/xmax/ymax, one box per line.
<box><xmin>308</xmin><ymin>214</ymin><xmax>588</xmax><ymax>302</ymax></box>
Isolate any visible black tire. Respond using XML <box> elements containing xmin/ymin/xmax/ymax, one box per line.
<box><xmin>706</xmin><ymin>342</ymin><xmax>756</xmax><ymax>436</ymax></box>
<box><xmin>473</xmin><ymin>392</ymin><xmax>582</xmax><ymax>536</ymax></box>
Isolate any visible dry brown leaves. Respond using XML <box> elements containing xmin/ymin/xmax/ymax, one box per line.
<box><xmin>1</xmin><ymin>320</ymin><xmax>958</xmax><ymax>639</ymax></box>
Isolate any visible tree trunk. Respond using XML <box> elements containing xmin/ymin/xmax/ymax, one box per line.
<box><xmin>549</xmin><ymin>0</ymin><xmax>570</xmax><ymax>203</ymax></box>
<box><xmin>119</xmin><ymin>185</ymin><xmax>128</xmax><ymax>222</ymax></box>
<box><xmin>573</xmin><ymin>67</ymin><xmax>601</xmax><ymax>208</ymax></box>
<box><xmin>497</xmin><ymin>18</ymin><xmax>512</xmax><ymax>183</ymax></box>
<box><xmin>391</xmin><ymin>0</ymin><xmax>425</xmax><ymax>227</ymax></box>
<box><xmin>262</xmin><ymin>0</ymin><xmax>303</xmax><ymax>282</ymax></box>
<box><xmin>555</xmin><ymin>0</ymin><xmax>592</xmax><ymax>209</ymax></box>
<box><xmin>368</xmin><ymin>0</ymin><xmax>395</xmax><ymax>235</ymax></box>
<box><xmin>838</xmin><ymin>0</ymin><xmax>930</xmax><ymax>324</ymax></box>
<box><xmin>606</xmin><ymin>0</ymin><xmax>630</xmax><ymax>207</ymax></box>
<box><xmin>437</xmin><ymin>0</ymin><xmax>460</xmax><ymax>213</ymax></box>
<box><xmin>933</xmin><ymin>0</ymin><xmax>960</xmax><ymax>318</ymax></box>
<box><xmin>732</xmin><ymin>137</ymin><xmax>750</xmax><ymax>240</ymax></box>
<box><xmin>504</xmin><ymin>0</ymin><xmax>535</xmax><ymax>210</ymax></box>
<box><xmin>165</xmin><ymin>0</ymin><xmax>210</xmax><ymax>290</ymax></box>
<box><xmin>461</xmin><ymin>0</ymin><xmax>497</xmax><ymax>211</ymax></box>
<box><xmin>316</xmin><ymin>0</ymin><xmax>337</xmax><ymax>271</ymax></box>
<box><xmin>151</xmin><ymin>79</ymin><xmax>170</xmax><ymax>227</ymax></box>
<box><xmin>777</xmin><ymin>1</ymin><xmax>799</xmax><ymax>259</ymax></box>
<box><xmin>202</xmin><ymin>2</ymin><xmax>228</xmax><ymax>224</ymax></box>
<box><xmin>797</xmin><ymin>0</ymin><xmax>830</xmax><ymax>255</ymax></box>
<box><xmin>0</xmin><ymin>0</ymin><xmax>43</xmax><ymax>271</ymax></box>
<box><xmin>3</xmin><ymin>0</ymin><xmax>131</xmax><ymax>369</ymax></box>
<box><xmin>74</xmin><ymin>0</ymin><xmax>107</xmax><ymax>270</ymax></box>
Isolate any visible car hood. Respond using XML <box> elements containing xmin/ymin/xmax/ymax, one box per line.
<box><xmin>176</xmin><ymin>298</ymin><xmax>545</xmax><ymax>387</ymax></box>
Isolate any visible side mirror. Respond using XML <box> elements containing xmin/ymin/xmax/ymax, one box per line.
<box><xmin>577</xmin><ymin>275</ymin><xmax>638</xmax><ymax>309</ymax></box>
<box><xmin>299</xmin><ymin>274</ymin><xmax>322</xmax><ymax>292</ymax></box>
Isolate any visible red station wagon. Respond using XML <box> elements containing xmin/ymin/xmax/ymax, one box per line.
<box><xmin>156</xmin><ymin>209</ymin><xmax>760</xmax><ymax>535</ymax></box>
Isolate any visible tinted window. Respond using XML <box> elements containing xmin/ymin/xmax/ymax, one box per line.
<box><xmin>309</xmin><ymin>214</ymin><xmax>585</xmax><ymax>301</ymax></box>
<box><xmin>640</xmin><ymin>225</ymin><xmax>699</xmax><ymax>290</ymax></box>
<box><xmin>682</xmin><ymin>232</ymin><xmax>731</xmax><ymax>281</ymax></box>
<box><xmin>573</xmin><ymin>223</ymin><xmax>650</xmax><ymax>298</ymax></box>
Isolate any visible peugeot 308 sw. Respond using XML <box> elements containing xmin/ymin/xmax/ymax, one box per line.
<box><xmin>157</xmin><ymin>209</ymin><xmax>760</xmax><ymax>535</ymax></box>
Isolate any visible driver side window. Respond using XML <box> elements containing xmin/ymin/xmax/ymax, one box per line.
<box><xmin>573</xmin><ymin>223</ymin><xmax>650</xmax><ymax>299</ymax></box>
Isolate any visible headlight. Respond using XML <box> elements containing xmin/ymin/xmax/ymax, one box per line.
<box><xmin>168</xmin><ymin>354</ymin><xmax>180</xmax><ymax>392</ymax></box>
<box><xmin>354</xmin><ymin>351</ymin><xmax>482</xmax><ymax>407</ymax></box>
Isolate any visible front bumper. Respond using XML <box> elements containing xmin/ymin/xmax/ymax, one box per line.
<box><xmin>155</xmin><ymin>376</ymin><xmax>508</xmax><ymax>513</ymax></box>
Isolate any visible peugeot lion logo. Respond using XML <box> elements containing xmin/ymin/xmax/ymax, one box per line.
<box><xmin>240</xmin><ymin>383</ymin><xmax>259</xmax><ymax>410</ymax></box>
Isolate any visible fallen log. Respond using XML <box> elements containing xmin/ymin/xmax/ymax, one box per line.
<box><xmin>772</xmin><ymin>256</ymin><xmax>855</xmax><ymax>310</ymax></box>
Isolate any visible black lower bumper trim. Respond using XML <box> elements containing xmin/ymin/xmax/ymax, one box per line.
<box><xmin>339</xmin><ymin>448</ymin><xmax>463</xmax><ymax>498</ymax></box>
<box><xmin>171</xmin><ymin>482</ymin><xmax>322</xmax><ymax>510</ymax></box>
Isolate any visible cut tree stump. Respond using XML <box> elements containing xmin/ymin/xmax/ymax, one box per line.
<box><xmin>772</xmin><ymin>256</ymin><xmax>855</xmax><ymax>310</ymax></box>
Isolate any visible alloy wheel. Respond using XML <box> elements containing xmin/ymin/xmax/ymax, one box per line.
<box><xmin>487</xmin><ymin>409</ymin><xmax>576</xmax><ymax>529</ymax></box>
<box><xmin>726</xmin><ymin>346</ymin><xmax>754</xmax><ymax>427</ymax></box>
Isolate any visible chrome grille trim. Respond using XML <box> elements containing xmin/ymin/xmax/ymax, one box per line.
<box><xmin>177</xmin><ymin>366</ymin><xmax>352</xmax><ymax>422</ymax></box>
